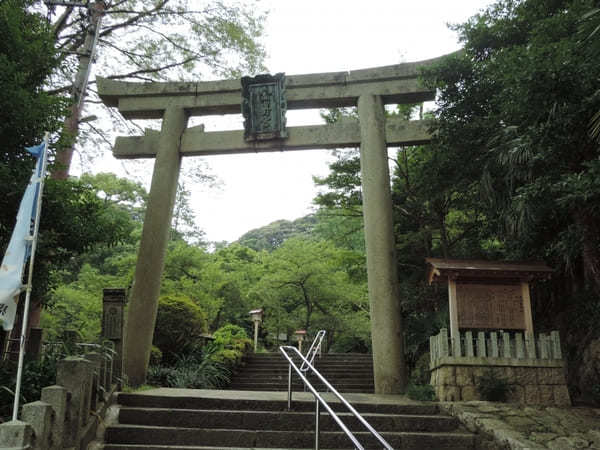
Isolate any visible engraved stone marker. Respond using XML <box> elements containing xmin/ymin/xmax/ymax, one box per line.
<box><xmin>102</xmin><ymin>288</ymin><xmax>126</xmax><ymax>340</ymax></box>
<box><xmin>102</xmin><ymin>288</ymin><xmax>126</xmax><ymax>383</ymax></box>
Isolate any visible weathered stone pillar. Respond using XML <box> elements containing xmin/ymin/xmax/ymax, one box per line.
<box><xmin>0</xmin><ymin>420</ymin><xmax>33</xmax><ymax>448</ymax></box>
<box><xmin>357</xmin><ymin>94</ymin><xmax>406</xmax><ymax>394</ymax></box>
<box><xmin>124</xmin><ymin>106</ymin><xmax>188</xmax><ymax>386</ymax></box>
<box><xmin>41</xmin><ymin>385</ymin><xmax>68</xmax><ymax>450</ymax></box>
<box><xmin>57</xmin><ymin>357</ymin><xmax>93</xmax><ymax>448</ymax></box>
<box><xmin>21</xmin><ymin>401</ymin><xmax>53</xmax><ymax>450</ymax></box>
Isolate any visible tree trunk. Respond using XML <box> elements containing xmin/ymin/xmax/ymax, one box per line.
<box><xmin>53</xmin><ymin>2</ymin><xmax>104</xmax><ymax>179</ymax></box>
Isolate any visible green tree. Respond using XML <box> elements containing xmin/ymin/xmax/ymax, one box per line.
<box><xmin>422</xmin><ymin>0</ymin><xmax>600</xmax><ymax>400</ymax></box>
<box><xmin>237</xmin><ymin>216</ymin><xmax>317</xmax><ymax>252</ymax></box>
<box><xmin>43</xmin><ymin>0</ymin><xmax>267</xmax><ymax>175</ymax></box>
<box><xmin>254</xmin><ymin>237</ymin><xmax>368</xmax><ymax>350</ymax></box>
<box><xmin>0</xmin><ymin>0</ymin><xmax>64</xmax><ymax>249</ymax></box>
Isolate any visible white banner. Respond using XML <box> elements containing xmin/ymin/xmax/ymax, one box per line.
<box><xmin>0</xmin><ymin>144</ymin><xmax>45</xmax><ymax>331</ymax></box>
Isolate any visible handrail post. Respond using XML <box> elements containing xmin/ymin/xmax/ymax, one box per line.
<box><xmin>287</xmin><ymin>363</ymin><xmax>293</xmax><ymax>410</ymax></box>
<box><xmin>315</xmin><ymin>396</ymin><xmax>320</xmax><ymax>450</ymax></box>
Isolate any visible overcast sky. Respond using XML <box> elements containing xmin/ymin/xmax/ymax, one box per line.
<box><xmin>91</xmin><ymin>0</ymin><xmax>495</xmax><ymax>244</ymax></box>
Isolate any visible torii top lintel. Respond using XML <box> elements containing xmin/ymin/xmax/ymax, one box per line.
<box><xmin>97</xmin><ymin>54</ymin><xmax>454</xmax><ymax>159</ymax></box>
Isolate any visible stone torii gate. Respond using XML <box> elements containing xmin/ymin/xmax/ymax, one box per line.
<box><xmin>97</xmin><ymin>55</ymin><xmax>443</xmax><ymax>392</ymax></box>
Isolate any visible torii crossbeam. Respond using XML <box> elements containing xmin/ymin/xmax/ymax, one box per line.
<box><xmin>97</xmin><ymin>54</ymin><xmax>445</xmax><ymax>392</ymax></box>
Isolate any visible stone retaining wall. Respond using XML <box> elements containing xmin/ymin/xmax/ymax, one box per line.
<box><xmin>431</xmin><ymin>361</ymin><xmax>571</xmax><ymax>405</ymax></box>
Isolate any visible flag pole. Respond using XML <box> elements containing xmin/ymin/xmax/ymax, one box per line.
<box><xmin>12</xmin><ymin>132</ymin><xmax>50</xmax><ymax>421</ymax></box>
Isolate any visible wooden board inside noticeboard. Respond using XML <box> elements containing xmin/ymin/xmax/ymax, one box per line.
<box><xmin>456</xmin><ymin>283</ymin><xmax>525</xmax><ymax>330</ymax></box>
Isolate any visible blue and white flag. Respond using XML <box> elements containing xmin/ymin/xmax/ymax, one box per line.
<box><xmin>0</xmin><ymin>142</ymin><xmax>46</xmax><ymax>331</ymax></box>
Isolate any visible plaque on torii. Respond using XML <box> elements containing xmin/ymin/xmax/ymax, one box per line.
<box><xmin>97</xmin><ymin>54</ymin><xmax>449</xmax><ymax>391</ymax></box>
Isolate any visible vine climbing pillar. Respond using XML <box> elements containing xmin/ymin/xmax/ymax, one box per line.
<box><xmin>357</xmin><ymin>94</ymin><xmax>407</xmax><ymax>394</ymax></box>
<box><xmin>124</xmin><ymin>106</ymin><xmax>188</xmax><ymax>386</ymax></box>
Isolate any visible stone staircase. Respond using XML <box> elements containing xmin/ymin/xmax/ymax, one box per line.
<box><xmin>228</xmin><ymin>352</ymin><xmax>375</xmax><ymax>393</ymax></box>
<box><xmin>100</xmin><ymin>389</ymin><xmax>478</xmax><ymax>449</ymax></box>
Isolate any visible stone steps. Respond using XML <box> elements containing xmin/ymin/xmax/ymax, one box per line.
<box><xmin>229</xmin><ymin>353</ymin><xmax>375</xmax><ymax>393</ymax></box>
<box><xmin>100</xmin><ymin>389</ymin><xmax>477</xmax><ymax>450</ymax></box>
<box><xmin>118</xmin><ymin>407</ymin><xmax>460</xmax><ymax>432</ymax></box>
<box><xmin>105</xmin><ymin>424</ymin><xmax>474</xmax><ymax>449</ymax></box>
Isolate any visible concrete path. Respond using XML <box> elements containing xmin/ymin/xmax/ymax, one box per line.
<box><xmin>135</xmin><ymin>387</ymin><xmax>421</xmax><ymax>405</ymax></box>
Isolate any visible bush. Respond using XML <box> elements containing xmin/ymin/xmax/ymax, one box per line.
<box><xmin>153</xmin><ymin>294</ymin><xmax>208</xmax><ymax>364</ymax></box>
<box><xmin>146</xmin><ymin>324</ymin><xmax>251</xmax><ymax>389</ymax></box>
<box><xmin>476</xmin><ymin>369</ymin><xmax>514</xmax><ymax>402</ymax></box>
<box><xmin>149</xmin><ymin>346</ymin><xmax>163</xmax><ymax>366</ymax></box>
<box><xmin>208</xmin><ymin>324</ymin><xmax>252</xmax><ymax>367</ymax></box>
<box><xmin>406</xmin><ymin>383</ymin><xmax>436</xmax><ymax>401</ymax></box>
<box><xmin>147</xmin><ymin>351</ymin><xmax>231</xmax><ymax>389</ymax></box>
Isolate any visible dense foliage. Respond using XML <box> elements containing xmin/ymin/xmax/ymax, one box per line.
<box><xmin>153</xmin><ymin>294</ymin><xmax>208</xmax><ymax>365</ymax></box>
<box><xmin>312</xmin><ymin>0</ymin><xmax>600</xmax><ymax>399</ymax></box>
<box><xmin>422</xmin><ymin>0</ymin><xmax>600</xmax><ymax>401</ymax></box>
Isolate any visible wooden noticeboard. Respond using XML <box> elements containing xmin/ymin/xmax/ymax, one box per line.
<box><xmin>456</xmin><ymin>283</ymin><xmax>525</xmax><ymax>330</ymax></box>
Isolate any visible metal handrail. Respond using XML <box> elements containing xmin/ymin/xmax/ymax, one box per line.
<box><xmin>280</xmin><ymin>345</ymin><xmax>393</xmax><ymax>450</ymax></box>
<box><xmin>300</xmin><ymin>329</ymin><xmax>326</xmax><ymax>372</ymax></box>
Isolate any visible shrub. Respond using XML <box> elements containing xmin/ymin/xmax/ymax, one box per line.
<box><xmin>476</xmin><ymin>369</ymin><xmax>514</xmax><ymax>402</ymax></box>
<box><xmin>149</xmin><ymin>346</ymin><xmax>162</xmax><ymax>366</ymax></box>
<box><xmin>209</xmin><ymin>324</ymin><xmax>252</xmax><ymax>367</ymax></box>
<box><xmin>153</xmin><ymin>294</ymin><xmax>208</xmax><ymax>364</ymax></box>
<box><xmin>406</xmin><ymin>383</ymin><xmax>436</xmax><ymax>401</ymax></box>
<box><xmin>147</xmin><ymin>351</ymin><xmax>230</xmax><ymax>389</ymax></box>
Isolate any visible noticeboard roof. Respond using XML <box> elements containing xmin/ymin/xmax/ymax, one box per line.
<box><xmin>426</xmin><ymin>258</ymin><xmax>553</xmax><ymax>284</ymax></box>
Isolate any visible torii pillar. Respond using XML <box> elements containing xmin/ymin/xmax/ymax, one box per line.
<box><xmin>123</xmin><ymin>107</ymin><xmax>188</xmax><ymax>384</ymax></box>
<box><xmin>97</xmin><ymin>55</ymin><xmax>446</xmax><ymax>390</ymax></box>
<box><xmin>358</xmin><ymin>95</ymin><xmax>406</xmax><ymax>392</ymax></box>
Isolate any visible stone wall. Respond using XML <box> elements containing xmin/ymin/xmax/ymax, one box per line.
<box><xmin>431</xmin><ymin>362</ymin><xmax>571</xmax><ymax>406</ymax></box>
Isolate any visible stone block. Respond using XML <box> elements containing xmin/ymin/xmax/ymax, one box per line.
<box><xmin>552</xmin><ymin>385</ymin><xmax>571</xmax><ymax>406</ymax></box>
<box><xmin>461</xmin><ymin>385</ymin><xmax>479</xmax><ymax>401</ymax></box>
<box><xmin>0</xmin><ymin>420</ymin><xmax>34</xmax><ymax>447</ymax></box>
<box><xmin>503</xmin><ymin>366</ymin><xmax>515</xmax><ymax>380</ymax></box>
<box><xmin>21</xmin><ymin>401</ymin><xmax>53</xmax><ymax>450</ymax></box>
<box><xmin>525</xmin><ymin>385</ymin><xmax>540</xmax><ymax>404</ymax></box>
<box><xmin>586</xmin><ymin>429</ymin><xmax>600</xmax><ymax>448</ymax></box>
<box><xmin>493</xmin><ymin>366</ymin><xmax>508</xmax><ymax>380</ymax></box>
<box><xmin>547</xmin><ymin>436</ymin><xmax>590</xmax><ymax>450</ymax></box>
<box><xmin>515</xmin><ymin>367</ymin><xmax>537</xmax><ymax>385</ymax></box>
<box><xmin>57</xmin><ymin>357</ymin><xmax>93</xmax><ymax>448</ymax></box>
<box><xmin>537</xmin><ymin>367</ymin><xmax>565</xmax><ymax>385</ymax></box>
<box><xmin>438</xmin><ymin>366</ymin><xmax>456</xmax><ymax>386</ymax></box>
<box><xmin>41</xmin><ymin>385</ymin><xmax>68</xmax><ymax>450</ymax></box>
<box><xmin>439</xmin><ymin>385</ymin><xmax>460</xmax><ymax>401</ymax></box>
<box><xmin>435</xmin><ymin>385</ymin><xmax>445</xmax><ymax>400</ymax></box>
<box><xmin>538</xmin><ymin>385</ymin><xmax>554</xmax><ymax>405</ymax></box>
<box><xmin>455</xmin><ymin>366</ymin><xmax>474</xmax><ymax>386</ymax></box>
<box><xmin>507</xmin><ymin>384</ymin><xmax>525</xmax><ymax>404</ymax></box>
<box><xmin>472</xmin><ymin>366</ymin><xmax>485</xmax><ymax>380</ymax></box>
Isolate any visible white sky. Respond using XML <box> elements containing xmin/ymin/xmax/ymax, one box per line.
<box><xmin>85</xmin><ymin>0</ymin><xmax>494</xmax><ymax>244</ymax></box>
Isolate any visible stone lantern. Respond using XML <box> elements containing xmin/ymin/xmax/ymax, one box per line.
<box><xmin>294</xmin><ymin>329</ymin><xmax>307</xmax><ymax>353</ymax></box>
<box><xmin>249</xmin><ymin>308</ymin><xmax>263</xmax><ymax>353</ymax></box>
